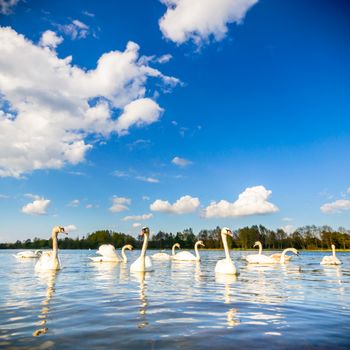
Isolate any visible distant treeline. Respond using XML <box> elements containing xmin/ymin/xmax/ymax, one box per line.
<box><xmin>1</xmin><ymin>225</ymin><xmax>350</xmax><ymax>250</ymax></box>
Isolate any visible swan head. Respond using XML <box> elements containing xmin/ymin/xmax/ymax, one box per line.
<box><xmin>197</xmin><ymin>240</ymin><xmax>205</xmax><ymax>247</ymax></box>
<box><xmin>221</xmin><ymin>227</ymin><xmax>233</xmax><ymax>237</ymax></box>
<box><xmin>174</xmin><ymin>243</ymin><xmax>181</xmax><ymax>249</ymax></box>
<box><xmin>290</xmin><ymin>248</ymin><xmax>299</xmax><ymax>256</ymax></box>
<box><xmin>140</xmin><ymin>227</ymin><xmax>150</xmax><ymax>236</ymax></box>
<box><xmin>52</xmin><ymin>226</ymin><xmax>67</xmax><ymax>235</ymax></box>
<box><xmin>253</xmin><ymin>241</ymin><xmax>261</xmax><ymax>247</ymax></box>
<box><xmin>124</xmin><ymin>244</ymin><xmax>133</xmax><ymax>250</ymax></box>
<box><xmin>331</xmin><ymin>244</ymin><xmax>335</xmax><ymax>250</ymax></box>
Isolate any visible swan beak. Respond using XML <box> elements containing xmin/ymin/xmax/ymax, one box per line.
<box><xmin>227</xmin><ymin>230</ymin><xmax>233</xmax><ymax>237</ymax></box>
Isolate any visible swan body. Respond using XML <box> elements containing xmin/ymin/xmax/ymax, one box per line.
<box><xmin>151</xmin><ymin>243</ymin><xmax>180</xmax><ymax>260</ymax></box>
<box><xmin>89</xmin><ymin>244</ymin><xmax>122</xmax><ymax>262</ymax></box>
<box><xmin>247</xmin><ymin>247</ymin><xmax>299</xmax><ymax>264</ymax></box>
<box><xmin>130</xmin><ymin>227</ymin><xmax>153</xmax><ymax>272</ymax></box>
<box><xmin>14</xmin><ymin>250</ymin><xmax>42</xmax><ymax>259</ymax></box>
<box><xmin>321</xmin><ymin>245</ymin><xmax>342</xmax><ymax>265</ymax></box>
<box><xmin>172</xmin><ymin>241</ymin><xmax>204</xmax><ymax>261</ymax></box>
<box><xmin>215</xmin><ymin>227</ymin><xmax>239</xmax><ymax>275</ymax></box>
<box><xmin>35</xmin><ymin>226</ymin><xmax>67</xmax><ymax>271</ymax></box>
<box><xmin>245</xmin><ymin>241</ymin><xmax>292</xmax><ymax>263</ymax></box>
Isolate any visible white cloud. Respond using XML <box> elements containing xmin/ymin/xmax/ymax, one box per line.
<box><xmin>64</xmin><ymin>224</ymin><xmax>77</xmax><ymax>232</ymax></box>
<box><xmin>21</xmin><ymin>196</ymin><xmax>51</xmax><ymax>215</ymax></box>
<box><xmin>142</xmin><ymin>195</ymin><xmax>150</xmax><ymax>201</ymax></box>
<box><xmin>109</xmin><ymin>196</ymin><xmax>131</xmax><ymax>213</ymax></box>
<box><xmin>320</xmin><ymin>199</ymin><xmax>350</xmax><ymax>214</ymax></box>
<box><xmin>281</xmin><ymin>225</ymin><xmax>294</xmax><ymax>234</ymax></box>
<box><xmin>122</xmin><ymin>213</ymin><xmax>153</xmax><ymax>221</ymax></box>
<box><xmin>58</xmin><ymin>19</ymin><xmax>90</xmax><ymax>40</ymax></box>
<box><xmin>0</xmin><ymin>27</ymin><xmax>179</xmax><ymax>178</ymax></box>
<box><xmin>150</xmin><ymin>195</ymin><xmax>200</xmax><ymax>214</ymax></box>
<box><xmin>68</xmin><ymin>199</ymin><xmax>80</xmax><ymax>207</ymax></box>
<box><xmin>39</xmin><ymin>30</ymin><xmax>63</xmax><ymax>49</ymax></box>
<box><xmin>132</xmin><ymin>222</ymin><xmax>142</xmax><ymax>228</ymax></box>
<box><xmin>171</xmin><ymin>156</ymin><xmax>192</xmax><ymax>167</ymax></box>
<box><xmin>115</xmin><ymin>98</ymin><xmax>163</xmax><ymax>136</ymax></box>
<box><xmin>136</xmin><ymin>176</ymin><xmax>159</xmax><ymax>183</ymax></box>
<box><xmin>203</xmin><ymin>185</ymin><xmax>279</xmax><ymax>218</ymax></box>
<box><xmin>282</xmin><ymin>217</ymin><xmax>293</xmax><ymax>222</ymax></box>
<box><xmin>85</xmin><ymin>204</ymin><xmax>93</xmax><ymax>209</ymax></box>
<box><xmin>0</xmin><ymin>0</ymin><xmax>20</xmax><ymax>15</ymax></box>
<box><xmin>157</xmin><ymin>54</ymin><xmax>172</xmax><ymax>63</ymax></box>
<box><xmin>82</xmin><ymin>10</ymin><xmax>95</xmax><ymax>18</ymax></box>
<box><xmin>159</xmin><ymin>0</ymin><xmax>258</xmax><ymax>45</ymax></box>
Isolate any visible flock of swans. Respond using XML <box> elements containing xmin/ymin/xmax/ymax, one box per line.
<box><xmin>14</xmin><ymin>226</ymin><xmax>343</xmax><ymax>274</ymax></box>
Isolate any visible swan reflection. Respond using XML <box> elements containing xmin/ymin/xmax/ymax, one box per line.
<box><xmin>131</xmin><ymin>272</ymin><xmax>148</xmax><ymax>329</ymax></box>
<box><xmin>215</xmin><ymin>274</ymin><xmax>240</xmax><ymax>327</ymax></box>
<box><xmin>33</xmin><ymin>270</ymin><xmax>57</xmax><ymax>337</ymax></box>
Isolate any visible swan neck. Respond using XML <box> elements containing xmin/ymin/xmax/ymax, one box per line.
<box><xmin>172</xmin><ymin>244</ymin><xmax>177</xmax><ymax>256</ymax></box>
<box><xmin>222</xmin><ymin>233</ymin><xmax>231</xmax><ymax>261</ymax></box>
<box><xmin>332</xmin><ymin>245</ymin><xmax>336</xmax><ymax>257</ymax></box>
<box><xmin>280</xmin><ymin>248</ymin><xmax>290</xmax><ymax>263</ymax></box>
<box><xmin>52</xmin><ymin>231</ymin><xmax>58</xmax><ymax>256</ymax></box>
<box><xmin>122</xmin><ymin>246</ymin><xmax>127</xmax><ymax>262</ymax></box>
<box><xmin>258</xmin><ymin>242</ymin><xmax>262</xmax><ymax>255</ymax></box>
<box><xmin>194</xmin><ymin>242</ymin><xmax>201</xmax><ymax>260</ymax></box>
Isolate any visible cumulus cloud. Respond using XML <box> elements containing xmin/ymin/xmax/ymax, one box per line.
<box><xmin>39</xmin><ymin>30</ymin><xmax>63</xmax><ymax>49</ymax></box>
<box><xmin>109</xmin><ymin>196</ymin><xmax>131</xmax><ymax>213</ymax></box>
<box><xmin>150</xmin><ymin>195</ymin><xmax>200</xmax><ymax>214</ymax></box>
<box><xmin>203</xmin><ymin>185</ymin><xmax>279</xmax><ymax>218</ymax></box>
<box><xmin>64</xmin><ymin>224</ymin><xmax>77</xmax><ymax>232</ymax></box>
<box><xmin>21</xmin><ymin>195</ymin><xmax>51</xmax><ymax>215</ymax></box>
<box><xmin>115</xmin><ymin>98</ymin><xmax>163</xmax><ymax>136</ymax></box>
<box><xmin>320</xmin><ymin>199</ymin><xmax>350</xmax><ymax>214</ymax></box>
<box><xmin>0</xmin><ymin>0</ymin><xmax>20</xmax><ymax>15</ymax></box>
<box><xmin>171</xmin><ymin>156</ymin><xmax>192</xmax><ymax>167</ymax></box>
<box><xmin>159</xmin><ymin>0</ymin><xmax>258</xmax><ymax>45</ymax></box>
<box><xmin>122</xmin><ymin>213</ymin><xmax>153</xmax><ymax>221</ymax></box>
<box><xmin>0</xmin><ymin>27</ymin><xmax>179</xmax><ymax>178</ymax></box>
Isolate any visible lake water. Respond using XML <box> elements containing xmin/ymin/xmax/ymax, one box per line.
<box><xmin>1</xmin><ymin>249</ymin><xmax>349</xmax><ymax>349</ymax></box>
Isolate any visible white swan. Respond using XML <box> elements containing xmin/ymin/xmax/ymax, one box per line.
<box><xmin>172</xmin><ymin>240</ymin><xmax>205</xmax><ymax>261</ymax></box>
<box><xmin>121</xmin><ymin>244</ymin><xmax>133</xmax><ymax>262</ymax></box>
<box><xmin>35</xmin><ymin>226</ymin><xmax>67</xmax><ymax>271</ymax></box>
<box><xmin>152</xmin><ymin>243</ymin><xmax>180</xmax><ymax>260</ymax></box>
<box><xmin>89</xmin><ymin>244</ymin><xmax>122</xmax><ymax>262</ymax></box>
<box><xmin>247</xmin><ymin>247</ymin><xmax>299</xmax><ymax>264</ymax></box>
<box><xmin>245</xmin><ymin>241</ymin><xmax>292</xmax><ymax>263</ymax></box>
<box><xmin>321</xmin><ymin>244</ymin><xmax>342</xmax><ymax>265</ymax></box>
<box><xmin>130</xmin><ymin>227</ymin><xmax>153</xmax><ymax>272</ymax></box>
<box><xmin>215</xmin><ymin>227</ymin><xmax>239</xmax><ymax>275</ymax></box>
<box><xmin>14</xmin><ymin>250</ymin><xmax>42</xmax><ymax>259</ymax></box>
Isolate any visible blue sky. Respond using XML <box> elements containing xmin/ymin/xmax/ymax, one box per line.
<box><xmin>0</xmin><ymin>0</ymin><xmax>350</xmax><ymax>241</ymax></box>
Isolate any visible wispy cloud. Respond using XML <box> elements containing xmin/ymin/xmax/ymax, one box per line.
<box><xmin>109</xmin><ymin>196</ymin><xmax>131</xmax><ymax>213</ymax></box>
<box><xmin>172</xmin><ymin>156</ymin><xmax>192</xmax><ymax>167</ymax></box>
<box><xmin>68</xmin><ymin>199</ymin><xmax>80</xmax><ymax>207</ymax></box>
<box><xmin>0</xmin><ymin>0</ymin><xmax>20</xmax><ymax>15</ymax></box>
<box><xmin>136</xmin><ymin>176</ymin><xmax>159</xmax><ymax>183</ymax></box>
<box><xmin>122</xmin><ymin>213</ymin><xmax>153</xmax><ymax>221</ymax></box>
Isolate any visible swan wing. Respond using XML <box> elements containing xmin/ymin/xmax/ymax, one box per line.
<box><xmin>246</xmin><ymin>254</ymin><xmax>275</xmax><ymax>264</ymax></box>
<box><xmin>35</xmin><ymin>252</ymin><xmax>60</xmax><ymax>271</ymax></box>
<box><xmin>97</xmin><ymin>244</ymin><xmax>120</xmax><ymax>260</ymax></box>
<box><xmin>269</xmin><ymin>253</ymin><xmax>292</xmax><ymax>261</ymax></box>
